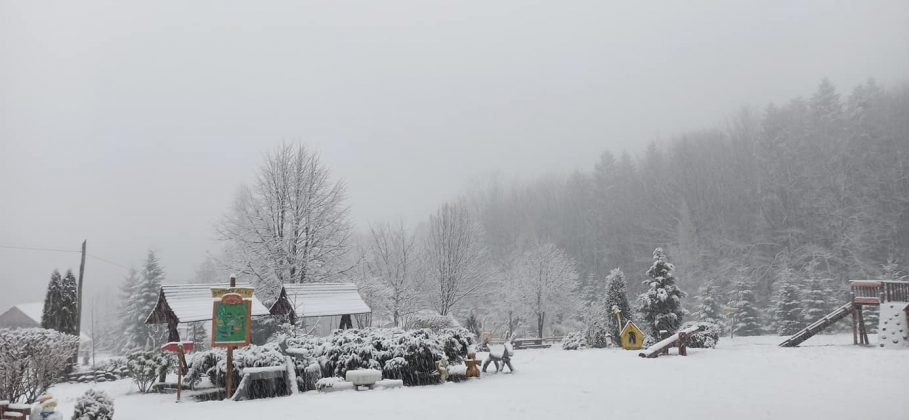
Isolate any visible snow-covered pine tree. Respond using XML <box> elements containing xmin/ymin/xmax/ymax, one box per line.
<box><xmin>802</xmin><ymin>277</ymin><xmax>832</xmax><ymax>325</ymax></box>
<box><xmin>639</xmin><ymin>248</ymin><xmax>685</xmax><ymax>337</ymax></box>
<box><xmin>41</xmin><ymin>269</ymin><xmax>63</xmax><ymax>330</ymax></box>
<box><xmin>59</xmin><ymin>270</ymin><xmax>79</xmax><ymax>335</ymax></box>
<box><xmin>117</xmin><ymin>268</ymin><xmax>141</xmax><ymax>353</ymax></box>
<box><xmin>774</xmin><ymin>270</ymin><xmax>805</xmax><ymax>336</ymax></box>
<box><xmin>41</xmin><ymin>269</ymin><xmax>79</xmax><ymax>335</ymax></box>
<box><xmin>603</xmin><ymin>268</ymin><xmax>632</xmax><ymax>344</ymax></box>
<box><xmin>121</xmin><ymin>251</ymin><xmax>166</xmax><ymax>351</ymax></box>
<box><xmin>727</xmin><ymin>274</ymin><xmax>762</xmax><ymax>337</ymax></box>
<box><xmin>695</xmin><ymin>281</ymin><xmax>724</xmax><ymax>334</ymax></box>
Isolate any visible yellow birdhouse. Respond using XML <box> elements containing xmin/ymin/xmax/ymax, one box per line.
<box><xmin>619</xmin><ymin>321</ymin><xmax>644</xmax><ymax>350</ymax></box>
<box><xmin>612</xmin><ymin>307</ymin><xmax>644</xmax><ymax>350</ymax></box>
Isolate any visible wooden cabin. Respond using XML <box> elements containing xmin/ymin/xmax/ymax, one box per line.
<box><xmin>269</xmin><ymin>283</ymin><xmax>371</xmax><ymax>336</ymax></box>
<box><xmin>619</xmin><ymin>321</ymin><xmax>645</xmax><ymax>350</ymax></box>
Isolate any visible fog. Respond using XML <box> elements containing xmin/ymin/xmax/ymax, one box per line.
<box><xmin>1</xmin><ymin>0</ymin><xmax>908</xmax><ymax>310</ymax></box>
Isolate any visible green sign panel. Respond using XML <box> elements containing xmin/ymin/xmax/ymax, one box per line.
<box><xmin>214</xmin><ymin>302</ymin><xmax>249</xmax><ymax>345</ymax></box>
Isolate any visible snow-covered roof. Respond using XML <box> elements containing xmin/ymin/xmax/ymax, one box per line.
<box><xmin>270</xmin><ymin>283</ymin><xmax>371</xmax><ymax>318</ymax></box>
<box><xmin>145</xmin><ymin>284</ymin><xmax>271</xmax><ymax>324</ymax></box>
<box><xmin>620</xmin><ymin>320</ymin><xmax>643</xmax><ymax>336</ymax></box>
<box><xmin>15</xmin><ymin>302</ymin><xmax>44</xmax><ymax>324</ymax></box>
<box><xmin>2</xmin><ymin>302</ymin><xmax>92</xmax><ymax>342</ymax></box>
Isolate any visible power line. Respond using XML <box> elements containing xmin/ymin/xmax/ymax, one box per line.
<box><xmin>0</xmin><ymin>244</ymin><xmax>131</xmax><ymax>272</ymax></box>
<box><xmin>0</xmin><ymin>244</ymin><xmax>80</xmax><ymax>254</ymax></box>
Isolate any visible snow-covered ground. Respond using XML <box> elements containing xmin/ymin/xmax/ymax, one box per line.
<box><xmin>48</xmin><ymin>334</ymin><xmax>908</xmax><ymax>420</ymax></box>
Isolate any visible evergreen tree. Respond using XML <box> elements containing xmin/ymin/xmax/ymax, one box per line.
<box><xmin>802</xmin><ymin>277</ymin><xmax>832</xmax><ymax>324</ymax></box>
<box><xmin>639</xmin><ymin>248</ymin><xmax>685</xmax><ymax>337</ymax></box>
<box><xmin>117</xmin><ymin>268</ymin><xmax>141</xmax><ymax>352</ymax></box>
<box><xmin>603</xmin><ymin>268</ymin><xmax>632</xmax><ymax>344</ymax></box>
<box><xmin>774</xmin><ymin>270</ymin><xmax>805</xmax><ymax>335</ymax></box>
<box><xmin>727</xmin><ymin>274</ymin><xmax>762</xmax><ymax>337</ymax></box>
<box><xmin>120</xmin><ymin>251</ymin><xmax>166</xmax><ymax>352</ymax></box>
<box><xmin>695</xmin><ymin>281</ymin><xmax>724</xmax><ymax>333</ymax></box>
<box><xmin>41</xmin><ymin>269</ymin><xmax>78</xmax><ymax>335</ymax></box>
<box><xmin>41</xmin><ymin>270</ymin><xmax>62</xmax><ymax>330</ymax></box>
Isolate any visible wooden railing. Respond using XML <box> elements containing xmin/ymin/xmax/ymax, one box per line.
<box><xmin>850</xmin><ymin>280</ymin><xmax>909</xmax><ymax>304</ymax></box>
<box><xmin>882</xmin><ymin>281</ymin><xmax>909</xmax><ymax>302</ymax></box>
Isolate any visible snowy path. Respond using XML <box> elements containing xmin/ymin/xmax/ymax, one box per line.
<box><xmin>49</xmin><ymin>334</ymin><xmax>909</xmax><ymax>420</ymax></box>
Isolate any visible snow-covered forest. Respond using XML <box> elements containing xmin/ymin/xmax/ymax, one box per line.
<box><xmin>349</xmin><ymin>79</ymin><xmax>909</xmax><ymax>338</ymax></box>
<box><xmin>96</xmin><ymin>78</ymin><xmax>897</xmax><ymax>346</ymax></box>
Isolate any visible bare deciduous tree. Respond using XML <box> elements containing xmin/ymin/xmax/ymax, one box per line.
<box><xmin>364</xmin><ymin>221</ymin><xmax>419</xmax><ymax>326</ymax></box>
<box><xmin>424</xmin><ymin>202</ymin><xmax>487</xmax><ymax>315</ymax></box>
<box><xmin>217</xmin><ymin>143</ymin><xmax>351</xmax><ymax>301</ymax></box>
<box><xmin>512</xmin><ymin>242</ymin><xmax>579</xmax><ymax>338</ymax></box>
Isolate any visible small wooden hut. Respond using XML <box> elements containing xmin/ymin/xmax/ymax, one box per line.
<box><xmin>269</xmin><ymin>283</ymin><xmax>371</xmax><ymax>336</ymax></box>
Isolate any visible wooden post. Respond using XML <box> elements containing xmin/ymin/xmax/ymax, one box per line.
<box><xmin>857</xmin><ymin>307</ymin><xmax>869</xmax><ymax>345</ymax></box>
<box><xmin>226</xmin><ymin>273</ymin><xmax>236</xmax><ymax>400</ymax></box>
<box><xmin>851</xmin><ymin>308</ymin><xmax>858</xmax><ymax>345</ymax></box>
<box><xmin>225</xmin><ymin>346</ymin><xmax>234</xmax><ymax>400</ymax></box>
<box><xmin>176</xmin><ymin>343</ymin><xmax>187</xmax><ymax>402</ymax></box>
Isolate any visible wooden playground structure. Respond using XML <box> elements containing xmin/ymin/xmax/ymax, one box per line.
<box><xmin>780</xmin><ymin>280</ymin><xmax>909</xmax><ymax>347</ymax></box>
<box><xmin>638</xmin><ymin>325</ymin><xmax>703</xmax><ymax>358</ymax></box>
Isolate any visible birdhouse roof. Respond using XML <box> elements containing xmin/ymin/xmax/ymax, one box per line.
<box><xmin>620</xmin><ymin>320</ymin><xmax>643</xmax><ymax>336</ymax></box>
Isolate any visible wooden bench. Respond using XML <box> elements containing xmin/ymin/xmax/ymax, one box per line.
<box><xmin>512</xmin><ymin>338</ymin><xmax>551</xmax><ymax>350</ymax></box>
<box><xmin>2</xmin><ymin>403</ymin><xmax>29</xmax><ymax>420</ymax></box>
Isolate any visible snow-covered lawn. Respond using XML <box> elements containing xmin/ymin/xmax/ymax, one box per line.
<box><xmin>48</xmin><ymin>334</ymin><xmax>908</xmax><ymax>420</ymax></box>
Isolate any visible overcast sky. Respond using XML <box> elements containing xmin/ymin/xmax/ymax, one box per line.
<box><xmin>1</xmin><ymin>0</ymin><xmax>908</xmax><ymax>312</ymax></box>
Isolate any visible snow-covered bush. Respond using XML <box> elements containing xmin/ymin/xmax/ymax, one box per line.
<box><xmin>126</xmin><ymin>350</ymin><xmax>173</xmax><ymax>393</ymax></box>
<box><xmin>302</xmin><ymin>363</ymin><xmax>322</xmax><ymax>391</ymax></box>
<box><xmin>381</xmin><ymin>357</ymin><xmax>408</xmax><ymax>380</ymax></box>
<box><xmin>278</xmin><ymin>328</ymin><xmax>466</xmax><ymax>387</ymax></box>
<box><xmin>680</xmin><ymin>321</ymin><xmax>720</xmax><ymax>349</ymax></box>
<box><xmin>71</xmin><ymin>389</ymin><xmax>114</xmax><ymax>420</ymax></box>
<box><xmin>185</xmin><ymin>349</ymin><xmax>222</xmax><ymax>387</ymax></box>
<box><xmin>0</xmin><ymin>328</ymin><xmax>79</xmax><ymax>403</ymax></box>
<box><xmin>186</xmin><ymin>344</ymin><xmax>286</xmax><ymax>388</ymax></box>
<box><xmin>584</xmin><ymin>304</ymin><xmax>612</xmax><ymax>349</ymax></box>
<box><xmin>96</xmin><ymin>357</ymin><xmax>127</xmax><ymax>375</ymax></box>
<box><xmin>437</xmin><ymin>327</ymin><xmax>475</xmax><ymax>363</ymax></box>
<box><xmin>561</xmin><ymin>331</ymin><xmax>587</xmax><ymax>350</ymax></box>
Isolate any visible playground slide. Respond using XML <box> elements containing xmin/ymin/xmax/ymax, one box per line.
<box><xmin>638</xmin><ymin>325</ymin><xmax>702</xmax><ymax>358</ymax></box>
<box><xmin>779</xmin><ymin>302</ymin><xmax>854</xmax><ymax>347</ymax></box>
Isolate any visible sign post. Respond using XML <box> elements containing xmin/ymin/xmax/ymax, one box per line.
<box><xmin>161</xmin><ymin>341</ymin><xmax>194</xmax><ymax>402</ymax></box>
<box><xmin>211</xmin><ymin>276</ymin><xmax>253</xmax><ymax>400</ymax></box>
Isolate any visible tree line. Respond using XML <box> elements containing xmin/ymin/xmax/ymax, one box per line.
<box><xmin>94</xmin><ymin>77</ymin><xmax>909</xmax><ymax>352</ymax></box>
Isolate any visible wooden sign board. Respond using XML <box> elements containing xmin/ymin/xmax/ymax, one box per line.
<box><xmin>211</xmin><ymin>293</ymin><xmax>252</xmax><ymax>348</ymax></box>
<box><xmin>211</xmin><ymin>287</ymin><xmax>255</xmax><ymax>299</ymax></box>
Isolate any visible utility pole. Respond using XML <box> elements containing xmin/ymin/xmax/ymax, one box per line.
<box><xmin>76</xmin><ymin>240</ymin><xmax>86</xmax><ymax>336</ymax></box>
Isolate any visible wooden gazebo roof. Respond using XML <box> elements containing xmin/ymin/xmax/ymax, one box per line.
<box><xmin>144</xmin><ymin>283</ymin><xmax>271</xmax><ymax>325</ymax></box>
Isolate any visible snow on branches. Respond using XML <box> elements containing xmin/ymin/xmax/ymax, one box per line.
<box><xmin>639</xmin><ymin>248</ymin><xmax>686</xmax><ymax>336</ymax></box>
